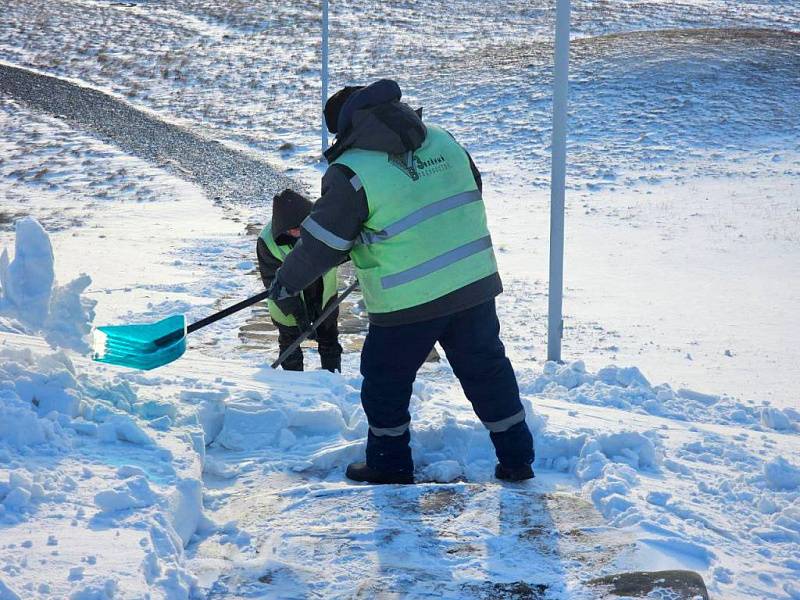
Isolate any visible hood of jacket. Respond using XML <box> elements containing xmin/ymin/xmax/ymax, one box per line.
<box><xmin>324</xmin><ymin>80</ymin><xmax>427</xmax><ymax>163</ymax></box>
<box><xmin>271</xmin><ymin>189</ymin><xmax>313</xmax><ymax>244</ymax></box>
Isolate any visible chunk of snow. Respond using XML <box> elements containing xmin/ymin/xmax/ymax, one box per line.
<box><xmin>761</xmin><ymin>407</ymin><xmax>793</xmax><ymax>431</ymax></box>
<box><xmin>579</xmin><ymin>431</ymin><xmax>659</xmax><ymax>476</ymax></box>
<box><xmin>95</xmin><ymin>476</ymin><xmax>156</xmax><ymax>512</ymax></box>
<box><xmin>764</xmin><ymin>457</ymin><xmax>800</xmax><ymax>491</ymax></box>
<box><xmin>677</xmin><ymin>388</ymin><xmax>719</xmax><ymax>406</ymax></box>
<box><xmin>421</xmin><ymin>460</ymin><xmax>463</xmax><ymax>482</ymax></box>
<box><xmin>168</xmin><ymin>478</ymin><xmax>203</xmax><ymax>547</ymax></box>
<box><xmin>3</xmin><ymin>486</ymin><xmax>32</xmax><ymax>510</ymax></box>
<box><xmin>148</xmin><ymin>415</ymin><xmax>172</xmax><ymax>431</ymax></box>
<box><xmin>576</xmin><ymin>450</ymin><xmax>609</xmax><ymax>482</ymax></box>
<box><xmin>43</xmin><ymin>274</ymin><xmax>96</xmax><ymax>351</ymax></box>
<box><xmin>9</xmin><ymin>471</ymin><xmax>32</xmax><ymax>491</ymax></box>
<box><xmin>117</xmin><ymin>465</ymin><xmax>146</xmax><ymax>479</ymax></box>
<box><xmin>216</xmin><ymin>405</ymin><xmax>287</xmax><ymax>451</ymax></box>
<box><xmin>37</xmin><ymin>388</ymin><xmax>82</xmax><ymax>418</ymax></box>
<box><xmin>0</xmin><ymin>391</ymin><xmax>48</xmax><ymax>448</ymax></box>
<box><xmin>72</xmin><ymin>419</ymin><xmax>99</xmax><ymax>436</ymax></box>
<box><xmin>195</xmin><ymin>398</ymin><xmax>226</xmax><ymax>445</ymax></box>
<box><xmin>278</xmin><ymin>428</ymin><xmax>297</xmax><ymax>449</ymax></box>
<box><xmin>94</xmin><ymin>489</ymin><xmax>142</xmax><ymax>511</ymax></box>
<box><xmin>109</xmin><ymin>415</ymin><xmax>153</xmax><ymax>445</ymax></box>
<box><xmin>286</xmin><ymin>403</ymin><xmax>346</xmax><ymax>434</ymax></box>
<box><xmin>646</xmin><ymin>491</ymin><xmax>672</xmax><ymax>506</ymax></box>
<box><xmin>0</xmin><ymin>218</ymin><xmax>96</xmax><ymax>351</ymax></box>
<box><xmin>0</xmin><ymin>216</ymin><xmax>54</xmax><ymax>326</ymax></box>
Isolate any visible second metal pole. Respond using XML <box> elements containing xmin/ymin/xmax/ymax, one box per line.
<box><xmin>321</xmin><ymin>0</ymin><xmax>329</xmax><ymax>153</ymax></box>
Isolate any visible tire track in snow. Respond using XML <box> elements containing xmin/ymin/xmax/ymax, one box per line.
<box><xmin>0</xmin><ymin>61</ymin><xmax>300</xmax><ymax>207</ymax></box>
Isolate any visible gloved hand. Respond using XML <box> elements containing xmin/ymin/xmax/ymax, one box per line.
<box><xmin>267</xmin><ymin>276</ymin><xmax>295</xmax><ymax>302</ymax></box>
<box><xmin>293</xmin><ymin>304</ymin><xmax>317</xmax><ymax>340</ymax></box>
<box><xmin>274</xmin><ymin>295</ymin><xmax>302</xmax><ymax>319</ymax></box>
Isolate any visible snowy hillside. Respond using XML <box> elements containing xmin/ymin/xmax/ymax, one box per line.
<box><xmin>1</xmin><ymin>0</ymin><xmax>799</xmax><ymax>599</ymax></box>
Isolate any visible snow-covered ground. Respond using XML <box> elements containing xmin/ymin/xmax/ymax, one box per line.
<box><xmin>1</xmin><ymin>0</ymin><xmax>799</xmax><ymax>598</ymax></box>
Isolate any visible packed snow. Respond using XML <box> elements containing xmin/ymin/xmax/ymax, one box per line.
<box><xmin>1</xmin><ymin>0</ymin><xmax>799</xmax><ymax>598</ymax></box>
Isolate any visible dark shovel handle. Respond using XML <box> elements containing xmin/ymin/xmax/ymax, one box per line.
<box><xmin>152</xmin><ymin>289</ymin><xmax>271</xmax><ymax>346</ymax></box>
<box><xmin>271</xmin><ymin>281</ymin><xmax>358</xmax><ymax>370</ymax></box>
<box><xmin>186</xmin><ymin>290</ymin><xmax>271</xmax><ymax>335</ymax></box>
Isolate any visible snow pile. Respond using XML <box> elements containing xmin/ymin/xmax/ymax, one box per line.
<box><xmin>0</xmin><ymin>344</ymin><xmax>205</xmax><ymax>597</ymax></box>
<box><xmin>0</xmin><ymin>217</ymin><xmax>95</xmax><ymax>352</ymax></box>
<box><xmin>201</xmin><ymin>364</ymin><xmax>665</xmax><ymax>492</ymax></box>
<box><xmin>521</xmin><ymin>360</ymin><xmax>770</xmax><ymax>428</ymax></box>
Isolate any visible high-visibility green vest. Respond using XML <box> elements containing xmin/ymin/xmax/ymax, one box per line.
<box><xmin>335</xmin><ymin>125</ymin><xmax>497</xmax><ymax>314</ymax></box>
<box><xmin>260</xmin><ymin>224</ymin><xmax>338</xmax><ymax>326</ymax></box>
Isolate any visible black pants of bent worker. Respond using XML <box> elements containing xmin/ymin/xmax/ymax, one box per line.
<box><xmin>360</xmin><ymin>299</ymin><xmax>534</xmax><ymax>474</ymax></box>
<box><xmin>274</xmin><ymin>304</ymin><xmax>343</xmax><ymax>372</ymax></box>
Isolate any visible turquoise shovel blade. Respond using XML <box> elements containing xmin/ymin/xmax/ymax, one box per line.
<box><xmin>92</xmin><ymin>314</ymin><xmax>187</xmax><ymax>370</ymax></box>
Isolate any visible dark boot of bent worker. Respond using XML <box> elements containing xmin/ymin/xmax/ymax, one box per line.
<box><xmin>345</xmin><ymin>462</ymin><xmax>414</xmax><ymax>484</ymax></box>
<box><xmin>316</xmin><ymin>303</ymin><xmax>342</xmax><ymax>372</ymax></box>
<box><xmin>276</xmin><ymin>322</ymin><xmax>303</xmax><ymax>371</ymax></box>
<box><xmin>495</xmin><ymin>463</ymin><xmax>535</xmax><ymax>482</ymax></box>
<box><xmin>319</xmin><ymin>352</ymin><xmax>341</xmax><ymax>373</ymax></box>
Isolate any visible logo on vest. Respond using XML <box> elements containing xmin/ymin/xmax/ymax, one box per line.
<box><xmin>388</xmin><ymin>152</ymin><xmax>450</xmax><ymax>181</ymax></box>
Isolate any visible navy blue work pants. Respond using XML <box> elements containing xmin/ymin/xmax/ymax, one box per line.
<box><xmin>360</xmin><ymin>299</ymin><xmax>534</xmax><ymax>473</ymax></box>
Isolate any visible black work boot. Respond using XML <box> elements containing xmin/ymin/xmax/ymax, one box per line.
<box><xmin>346</xmin><ymin>462</ymin><xmax>414</xmax><ymax>485</ymax></box>
<box><xmin>319</xmin><ymin>352</ymin><xmax>341</xmax><ymax>373</ymax></box>
<box><xmin>495</xmin><ymin>463</ymin><xmax>535</xmax><ymax>482</ymax></box>
<box><xmin>277</xmin><ymin>344</ymin><xmax>303</xmax><ymax>371</ymax></box>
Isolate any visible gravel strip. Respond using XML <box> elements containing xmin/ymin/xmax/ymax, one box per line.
<box><xmin>0</xmin><ymin>62</ymin><xmax>300</xmax><ymax>206</ymax></box>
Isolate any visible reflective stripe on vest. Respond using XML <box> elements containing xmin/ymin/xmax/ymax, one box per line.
<box><xmin>301</xmin><ymin>215</ymin><xmax>356</xmax><ymax>251</ymax></box>
<box><xmin>381</xmin><ymin>236</ymin><xmax>493</xmax><ymax>290</ymax></box>
<box><xmin>259</xmin><ymin>222</ymin><xmax>338</xmax><ymax>326</ymax></box>
<box><xmin>334</xmin><ymin>125</ymin><xmax>498</xmax><ymax>314</ymax></box>
<box><xmin>359</xmin><ymin>189</ymin><xmax>482</xmax><ymax>246</ymax></box>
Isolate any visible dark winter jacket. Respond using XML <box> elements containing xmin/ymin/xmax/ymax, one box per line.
<box><xmin>276</xmin><ymin>81</ymin><xmax>502</xmax><ymax>326</ymax></box>
<box><xmin>257</xmin><ymin>191</ymin><xmax>329</xmax><ymax>322</ymax></box>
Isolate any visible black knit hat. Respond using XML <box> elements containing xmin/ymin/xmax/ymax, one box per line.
<box><xmin>324</xmin><ymin>85</ymin><xmax>363</xmax><ymax>134</ymax></box>
<box><xmin>271</xmin><ymin>189</ymin><xmax>313</xmax><ymax>239</ymax></box>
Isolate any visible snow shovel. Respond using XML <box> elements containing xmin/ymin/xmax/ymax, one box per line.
<box><xmin>92</xmin><ymin>281</ymin><xmax>357</xmax><ymax>371</ymax></box>
<box><xmin>92</xmin><ymin>289</ymin><xmax>271</xmax><ymax>370</ymax></box>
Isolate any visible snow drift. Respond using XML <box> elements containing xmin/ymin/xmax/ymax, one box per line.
<box><xmin>0</xmin><ymin>217</ymin><xmax>95</xmax><ymax>352</ymax></box>
<box><xmin>0</xmin><ymin>343</ymin><xmax>204</xmax><ymax>598</ymax></box>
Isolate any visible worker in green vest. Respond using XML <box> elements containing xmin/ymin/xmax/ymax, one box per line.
<box><xmin>267</xmin><ymin>80</ymin><xmax>534</xmax><ymax>483</ymax></box>
<box><xmin>257</xmin><ymin>189</ymin><xmax>342</xmax><ymax>372</ymax></box>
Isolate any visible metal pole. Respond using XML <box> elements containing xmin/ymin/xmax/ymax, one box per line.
<box><xmin>321</xmin><ymin>0</ymin><xmax>329</xmax><ymax>153</ymax></box>
<box><xmin>547</xmin><ymin>0</ymin><xmax>570</xmax><ymax>363</ymax></box>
